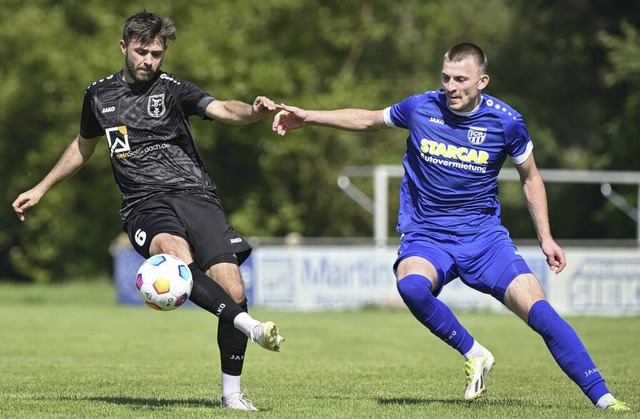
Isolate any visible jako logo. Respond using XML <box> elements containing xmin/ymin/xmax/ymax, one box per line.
<box><xmin>429</xmin><ymin>116</ymin><xmax>444</xmax><ymax>124</ymax></box>
<box><xmin>102</xmin><ymin>106</ymin><xmax>115</xmax><ymax>114</ymax></box>
<box><xmin>230</xmin><ymin>238</ymin><xmax>243</xmax><ymax>244</ymax></box>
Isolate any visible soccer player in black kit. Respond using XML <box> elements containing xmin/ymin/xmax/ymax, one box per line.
<box><xmin>12</xmin><ymin>11</ymin><xmax>283</xmax><ymax>411</ymax></box>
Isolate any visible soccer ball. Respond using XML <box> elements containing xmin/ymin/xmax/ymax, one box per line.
<box><xmin>135</xmin><ymin>254</ymin><xmax>193</xmax><ymax>311</ymax></box>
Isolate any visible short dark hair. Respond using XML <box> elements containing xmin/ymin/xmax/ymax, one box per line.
<box><xmin>444</xmin><ymin>43</ymin><xmax>488</xmax><ymax>75</ymax></box>
<box><xmin>122</xmin><ymin>10</ymin><xmax>176</xmax><ymax>46</ymax></box>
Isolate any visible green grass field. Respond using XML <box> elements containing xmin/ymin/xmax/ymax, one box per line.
<box><xmin>0</xmin><ymin>281</ymin><xmax>638</xmax><ymax>418</ymax></box>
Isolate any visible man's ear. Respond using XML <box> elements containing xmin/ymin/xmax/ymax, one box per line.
<box><xmin>119</xmin><ymin>39</ymin><xmax>127</xmax><ymax>55</ymax></box>
<box><xmin>478</xmin><ymin>74</ymin><xmax>490</xmax><ymax>91</ymax></box>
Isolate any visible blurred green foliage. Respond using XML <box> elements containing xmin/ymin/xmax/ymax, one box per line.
<box><xmin>1</xmin><ymin>0</ymin><xmax>639</xmax><ymax>282</ymax></box>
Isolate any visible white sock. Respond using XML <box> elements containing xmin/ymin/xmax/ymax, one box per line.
<box><xmin>596</xmin><ymin>393</ymin><xmax>616</xmax><ymax>409</ymax></box>
<box><xmin>463</xmin><ymin>340</ymin><xmax>487</xmax><ymax>360</ymax></box>
<box><xmin>221</xmin><ymin>373</ymin><xmax>242</xmax><ymax>399</ymax></box>
<box><xmin>233</xmin><ymin>312</ymin><xmax>261</xmax><ymax>337</ymax></box>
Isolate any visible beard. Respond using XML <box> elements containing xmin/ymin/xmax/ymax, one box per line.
<box><xmin>124</xmin><ymin>55</ymin><xmax>161</xmax><ymax>83</ymax></box>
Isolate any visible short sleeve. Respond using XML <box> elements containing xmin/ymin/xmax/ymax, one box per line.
<box><xmin>79</xmin><ymin>89</ymin><xmax>104</xmax><ymax>138</ymax></box>
<box><xmin>386</xmin><ymin>94</ymin><xmax>424</xmax><ymax>129</ymax></box>
<box><xmin>505</xmin><ymin>117</ymin><xmax>533</xmax><ymax>164</ymax></box>
<box><xmin>171</xmin><ymin>79</ymin><xmax>215</xmax><ymax>120</ymax></box>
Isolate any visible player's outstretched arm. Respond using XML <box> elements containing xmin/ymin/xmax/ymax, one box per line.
<box><xmin>205</xmin><ymin>96</ymin><xmax>280</xmax><ymax>125</ymax></box>
<box><xmin>271</xmin><ymin>105</ymin><xmax>307</xmax><ymax>135</ymax></box>
<box><xmin>272</xmin><ymin>104</ymin><xmax>388</xmax><ymax>136</ymax></box>
<box><xmin>12</xmin><ymin>134</ymin><xmax>99</xmax><ymax>221</ymax></box>
<box><xmin>515</xmin><ymin>153</ymin><xmax>566</xmax><ymax>274</ymax></box>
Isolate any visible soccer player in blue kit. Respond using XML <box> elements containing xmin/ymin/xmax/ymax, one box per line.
<box><xmin>272</xmin><ymin>43</ymin><xmax>629</xmax><ymax>411</ymax></box>
<box><xmin>13</xmin><ymin>11</ymin><xmax>283</xmax><ymax>411</ymax></box>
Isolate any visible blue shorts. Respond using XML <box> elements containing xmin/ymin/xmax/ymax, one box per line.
<box><xmin>394</xmin><ymin>225</ymin><xmax>532</xmax><ymax>302</ymax></box>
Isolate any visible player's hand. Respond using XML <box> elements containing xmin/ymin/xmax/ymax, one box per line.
<box><xmin>12</xmin><ymin>189</ymin><xmax>44</xmax><ymax>222</ymax></box>
<box><xmin>252</xmin><ymin>96</ymin><xmax>281</xmax><ymax>117</ymax></box>
<box><xmin>540</xmin><ymin>238</ymin><xmax>566</xmax><ymax>274</ymax></box>
<box><xmin>272</xmin><ymin>104</ymin><xmax>307</xmax><ymax>136</ymax></box>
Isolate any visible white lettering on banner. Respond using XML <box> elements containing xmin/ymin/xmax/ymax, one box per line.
<box><xmin>313</xmin><ymin>295</ymin><xmax>383</xmax><ymax>309</ymax></box>
<box><xmin>301</xmin><ymin>256</ymin><xmax>393</xmax><ymax>288</ymax></box>
<box><xmin>569</xmin><ymin>257</ymin><xmax>640</xmax><ymax>313</ymax></box>
<box><xmin>302</xmin><ymin>258</ymin><xmax>353</xmax><ymax>287</ymax></box>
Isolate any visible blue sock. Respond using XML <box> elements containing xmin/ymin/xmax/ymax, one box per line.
<box><xmin>527</xmin><ymin>300</ymin><xmax>609</xmax><ymax>404</ymax></box>
<box><xmin>397</xmin><ymin>274</ymin><xmax>474</xmax><ymax>355</ymax></box>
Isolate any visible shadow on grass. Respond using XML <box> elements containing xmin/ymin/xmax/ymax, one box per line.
<box><xmin>378</xmin><ymin>397</ymin><xmax>462</xmax><ymax>406</ymax></box>
<box><xmin>377</xmin><ymin>396</ymin><xmax>555</xmax><ymax>409</ymax></box>
<box><xmin>59</xmin><ymin>395</ymin><xmax>219</xmax><ymax>409</ymax></box>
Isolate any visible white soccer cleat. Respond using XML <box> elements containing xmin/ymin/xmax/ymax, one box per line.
<box><xmin>220</xmin><ymin>392</ymin><xmax>258</xmax><ymax>411</ymax></box>
<box><xmin>250</xmin><ymin>321</ymin><xmax>284</xmax><ymax>352</ymax></box>
<box><xmin>464</xmin><ymin>350</ymin><xmax>495</xmax><ymax>401</ymax></box>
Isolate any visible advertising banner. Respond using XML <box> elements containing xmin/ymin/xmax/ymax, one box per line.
<box><xmin>114</xmin><ymin>244</ymin><xmax>640</xmax><ymax>315</ymax></box>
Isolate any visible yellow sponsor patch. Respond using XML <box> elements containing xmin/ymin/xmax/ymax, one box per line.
<box><xmin>420</xmin><ymin>139</ymin><xmax>489</xmax><ymax>165</ymax></box>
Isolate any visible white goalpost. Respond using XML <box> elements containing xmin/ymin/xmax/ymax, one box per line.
<box><xmin>337</xmin><ymin>165</ymin><xmax>640</xmax><ymax>246</ymax></box>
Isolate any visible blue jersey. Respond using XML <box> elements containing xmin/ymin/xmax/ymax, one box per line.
<box><xmin>384</xmin><ymin>89</ymin><xmax>533</xmax><ymax>233</ymax></box>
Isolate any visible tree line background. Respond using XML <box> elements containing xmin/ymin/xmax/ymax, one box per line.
<box><xmin>1</xmin><ymin>0</ymin><xmax>639</xmax><ymax>282</ymax></box>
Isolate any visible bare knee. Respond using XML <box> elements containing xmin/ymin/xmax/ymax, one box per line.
<box><xmin>504</xmin><ymin>274</ymin><xmax>547</xmax><ymax>322</ymax></box>
<box><xmin>396</xmin><ymin>256</ymin><xmax>438</xmax><ymax>282</ymax></box>
<box><xmin>149</xmin><ymin>233</ymin><xmax>193</xmax><ymax>263</ymax></box>
<box><xmin>207</xmin><ymin>263</ymin><xmax>246</xmax><ymax>303</ymax></box>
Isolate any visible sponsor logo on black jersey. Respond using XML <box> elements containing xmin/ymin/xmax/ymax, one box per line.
<box><xmin>105</xmin><ymin>126</ymin><xmax>131</xmax><ymax>157</ymax></box>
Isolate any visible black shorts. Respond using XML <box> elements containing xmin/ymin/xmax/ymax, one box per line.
<box><xmin>124</xmin><ymin>192</ymin><xmax>252</xmax><ymax>270</ymax></box>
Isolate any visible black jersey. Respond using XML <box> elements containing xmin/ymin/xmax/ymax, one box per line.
<box><xmin>80</xmin><ymin>71</ymin><xmax>217</xmax><ymax>221</ymax></box>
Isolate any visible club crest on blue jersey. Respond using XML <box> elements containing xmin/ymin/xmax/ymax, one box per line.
<box><xmin>467</xmin><ymin>127</ymin><xmax>487</xmax><ymax>145</ymax></box>
<box><xmin>147</xmin><ymin>94</ymin><xmax>166</xmax><ymax>118</ymax></box>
